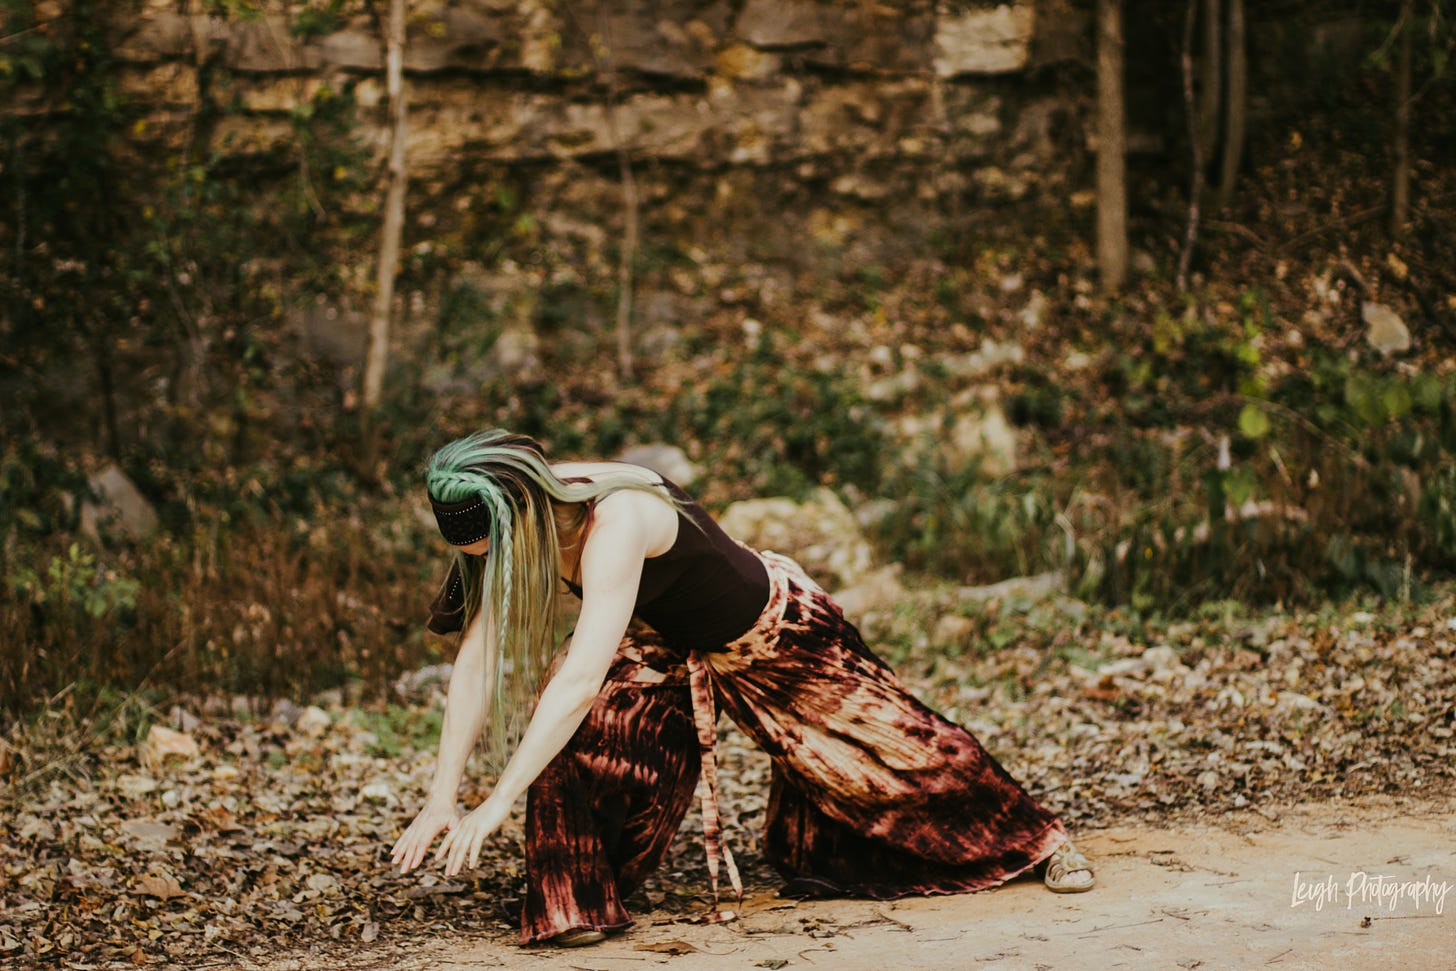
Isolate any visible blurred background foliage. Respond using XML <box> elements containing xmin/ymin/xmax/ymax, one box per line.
<box><xmin>1</xmin><ymin>0</ymin><xmax>1454</xmax><ymax>720</ymax></box>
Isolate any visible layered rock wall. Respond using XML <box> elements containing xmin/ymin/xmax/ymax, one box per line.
<box><xmin>105</xmin><ymin>0</ymin><xmax>1088</xmax><ymax>199</ymax></box>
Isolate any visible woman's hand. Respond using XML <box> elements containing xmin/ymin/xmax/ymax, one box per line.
<box><xmin>391</xmin><ymin>799</ymin><xmax>460</xmax><ymax>874</ymax></box>
<box><xmin>435</xmin><ymin>796</ymin><xmax>511</xmax><ymax>877</ymax></box>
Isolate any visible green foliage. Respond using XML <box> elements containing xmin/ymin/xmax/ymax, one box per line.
<box><xmin>291</xmin><ymin>0</ymin><xmax>351</xmax><ymax>39</ymax></box>
<box><xmin>872</xmin><ymin>459</ymin><xmax>1060</xmax><ymax>583</ymax></box>
<box><xmin>659</xmin><ymin>342</ymin><xmax>888</xmax><ymax>499</ymax></box>
<box><xmin>0</xmin><ymin>439</ymin><xmax>82</xmax><ymax>536</ymax></box>
<box><xmin>6</xmin><ymin>544</ymin><xmax>140</xmax><ymax>619</ymax></box>
<box><xmin>350</xmin><ymin>705</ymin><xmax>444</xmax><ymax>759</ymax></box>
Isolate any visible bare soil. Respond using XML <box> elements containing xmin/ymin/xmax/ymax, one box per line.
<box><xmin>247</xmin><ymin>796</ymin><xmax>1455</xmax><ymax>971</ymax></box>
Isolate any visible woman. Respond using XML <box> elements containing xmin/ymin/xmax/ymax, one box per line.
<box><xmin>390</xmin><ymin>430</ymin><xmax>1092</xmax><ymax>948</ymax></box>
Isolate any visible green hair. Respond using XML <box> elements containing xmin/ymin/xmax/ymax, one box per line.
<box><xmin>424</xmin><ymin>429</ymin><xmax>685</xmax><ymax>755</ymax></box>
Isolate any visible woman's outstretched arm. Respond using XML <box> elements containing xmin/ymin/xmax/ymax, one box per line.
<box><xmin>435</xmin><ymin>495</ymin><xmax>650</xmax><ymax>877</ymax></box>
<box><xmin>391</xmin><ymin>599</ymin><xmax>496</xmax><ymax>873</ymax></box>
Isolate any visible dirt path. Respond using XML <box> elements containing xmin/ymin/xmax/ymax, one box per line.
<box><xmin>247</xmin><ymin>796</ymin><xmax>1455</xmax><ymax>971</ymax></box>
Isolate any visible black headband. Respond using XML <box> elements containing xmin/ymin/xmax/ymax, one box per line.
<box><xmin>430</xmin><ymin>493</ymin><xmax>493</xmax><ymax>546</ymax></box>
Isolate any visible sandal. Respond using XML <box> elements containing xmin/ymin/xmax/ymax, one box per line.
<box><xmin>549</xmin><ymin>928</ymin><xmax>606</xmax><ymax>948</ymax></box>
<box><xmin>1042</xmin><ymin>840</ymin><xmax>1095</xmax><ymax>893</ymax></box>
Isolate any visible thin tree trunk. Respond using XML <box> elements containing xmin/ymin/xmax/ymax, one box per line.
<box><xmin>1178</xmin><ymin>0</ymin><xmax>1205</xmax><ymax>291</ymax></box>
<box><xmin>1390</xmin><ymin>0</ymin><xmax>1413</xmax><ymax>238</ymax></box>
<box><xmin>1215</xmin><ymin>0</ymin><xmax>1246</xmax><ymax>211</ymax></box>
<box><xmin>1096</xmin><ymin>0</ymin><xmax>1128</xmax><ymax>291</ymax></box>
<box><xmin>1197</xmin><ymin>0</ymin><xmax>1222</xmax><ymax>154</ymax></box>
<box><xmin>615</xmin><ymin>143</ymin><xmax>638</xmax><ymax>381</ymax></box>
<box><xmin>363</xmin><ymin>0</ymin><xmax>408</xmax><ymax>415</ymax></box>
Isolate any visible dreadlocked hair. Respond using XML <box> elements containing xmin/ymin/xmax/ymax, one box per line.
<box><xmin>424</xmin><ymin>429</ymin><xmax>692</xmax><ymax>758</ymax></box>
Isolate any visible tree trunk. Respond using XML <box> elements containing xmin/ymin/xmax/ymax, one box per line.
<box><xmin>1197</xmin><ymin>0</ymin><xmax>1221</xmax><ymax>155</ymax></box>
<box><xmin>1096</xmin><ymin>0</ymin><xmax>1129</xmax><ymax>291</ymax></box>
<box><xmin>1215</xmin><ymin>0</ymin><xmax>1246</xmax><ymax>211</ymax></box>
<box><xmin>1178</xmin><ymin>0</ymin><xmax>1205</xmax><ymax>292</ymax></box>
<box><xmin>615</xmin><ymin>144</ymin><xmax>638</xmax><ymax>382</ymax></box>
<box><xmin>1390</xmin><ymin>0</ymin><xmax>1413</xmax><ymax>238</ymax></box>
<box><xmin>363</xmin><ymin>0</ymin><xmax>408</xmax><ymax>415</ymax></box>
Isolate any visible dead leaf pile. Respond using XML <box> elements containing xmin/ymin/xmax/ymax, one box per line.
<box><xmin>3</xmin><ymin>585</ymin><xmax>1454</xmax><ymax>968</ymax></box>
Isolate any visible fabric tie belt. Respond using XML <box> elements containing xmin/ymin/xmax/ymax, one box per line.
<box><xmin>615</xmin><ymin>644</ymin><xmax>743</xmax><ymax>921</ymax></box>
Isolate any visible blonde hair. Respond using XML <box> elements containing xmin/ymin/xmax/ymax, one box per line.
<box><xmin>425</xmin><ymin>430</ymin><xmax>685</xmax><ymax>754</ymax></box>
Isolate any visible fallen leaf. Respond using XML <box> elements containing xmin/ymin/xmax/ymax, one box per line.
<box><xmin>136</xmin><ymin>871</ymin><xmax>185</xmax><ymax>901</ymax></box>
<box><xmin>637</xmin><ymin>940</ymin><xmax>699</xmax><ymax>955</ymax></box>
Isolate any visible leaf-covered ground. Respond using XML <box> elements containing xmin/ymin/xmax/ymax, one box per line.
<box><xmin>3</xmin><ymin>581</ymin><xmax>1455</xmax><ymax>969</ymax></box>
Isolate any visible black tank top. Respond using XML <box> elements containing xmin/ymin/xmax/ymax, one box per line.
<box><xmin>565</xmin><ymin>479</ymin><xmax>770</xmax><ymax>652</ymax></box>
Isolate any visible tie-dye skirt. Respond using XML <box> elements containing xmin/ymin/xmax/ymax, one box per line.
<box><xmin>520</xmin><ymin>552</ymin><xmax>1068</xmax><ymax>944</ymax></box>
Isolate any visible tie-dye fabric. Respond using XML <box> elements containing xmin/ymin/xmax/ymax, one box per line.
<box><xmin>519</xmin><ymin>552</ymin><xmax>1067</xmax><ymax>945</ymax></box>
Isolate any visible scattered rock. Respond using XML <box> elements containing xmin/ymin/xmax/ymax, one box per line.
<box><xmin>360</xmin><ymin>782</ymin><xmax>396</xmax><ymax>804</ymax></box>
<box><xmin>833</xmin><ymin>565</ymin><xmax>907</xmax><ymax>618</ymax></box>
<box><xmin>270</xmin><ymin>699</ymin><xmax>304</xmax><ymax>729</ymax></box>
<box><xmin>78</xmin><ymin>465</ymin><xmax>159</xmax><ymax>541</ymax></box>
<box><xmin>958</xmin><ymin>571</ymin><xmax>1065</xmax><ymax>605</ymax></box>
<box><xmin>895</xmin><ymin>393</ymin><xmax>1020</xmax><ymax>477</ymax></box>
<box><xmin>295</xmin><ymin>706</ymin><xmax>332</xmax><ymax>738</ymax></box>
<box><xmin>394</xmin><ymin>663</ymin><xmax>454</xmax><ymax>701</ymax></box>
<box><xmin>719</xmin><ymin>489</ymin><xmax>875</xmax><ymax>590</ymax></box>
<box><xmin>1362</xmin><ymin>301</ymin><xmax>1411</xmax><ymax>355</ymax></box>
<box><xmin>167</xmin><ymin>706</ymin><xmax>202</xmax><ymax>734</ymax></box>
<box><xmin>932</xmin><ymin>614</ymin><xmax>977</xmax><ymax>651</ymax></box>
<box><xmin>141</xmin><ymin>726</ymin><xmax>199</xmax><ymax>769</ymax></box>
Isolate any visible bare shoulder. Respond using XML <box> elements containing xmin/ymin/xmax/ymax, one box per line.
<box><xmin>586</xmin><ymin>485</ymin><xmax>680</xmax><ymax>559</ymax></box>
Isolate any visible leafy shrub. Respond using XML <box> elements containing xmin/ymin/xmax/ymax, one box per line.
<box><xmin>871</xmin><ymin>458</ymin><xmax>1061</xmax><ymax>583</ymax></box>
<box><xmin>659</xmin><ymin>344</ymin><xmax>889</xmax><ymax>500</ymax></box>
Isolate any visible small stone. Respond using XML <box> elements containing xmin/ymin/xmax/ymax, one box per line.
<box><xmin>932</xmin><ymin>614</ymin><xmax>977</xmax><ymax>651</ymax></box>
<box><xmin>295</xmin><ymin>706</ymin><xmax>332</xmax><ymax>738</ymax></box>
<box><xmin>78</xmin><ymin>465</ymin><xmax>159</xmax><ymax>541</ymax></box>
<box><xmin>141</xmin><ymin>726</ymin><xmax>199</xmax><ymax>768</ymax></box>
<box><xmin>360</xmin><ymin>782</ymin><xmax>396</xmax><ymax>804</ymax></box>
<box><xmin>167</xmin><ymin>706</ymin><xmax>202</xmax><ymax>733</ymax></box>
<box><xmin>1362</xmin><ymin>301</ymin><xmax>1411</xmax><ymax>355</ymax></box>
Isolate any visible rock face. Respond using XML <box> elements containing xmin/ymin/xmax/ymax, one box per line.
<box><xmin>99</xmin><ymin>0</ymin><xmax>1068</xmax><ymax>185</ymax></box>
<box><xmin>933</xmin><ymin>4</ymin><xmax>1037</xmax><ymax>76</ymax></box>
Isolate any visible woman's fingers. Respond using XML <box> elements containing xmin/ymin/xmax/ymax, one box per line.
<box><xmin>394</xmin><ymin>811</ymin><xmax>453</xmax><ymax>873</ymax></box>
<box><xmin>434</xmin><ymin>832</ymin><xmax>451</xmax><ymax>864</ymax></box>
